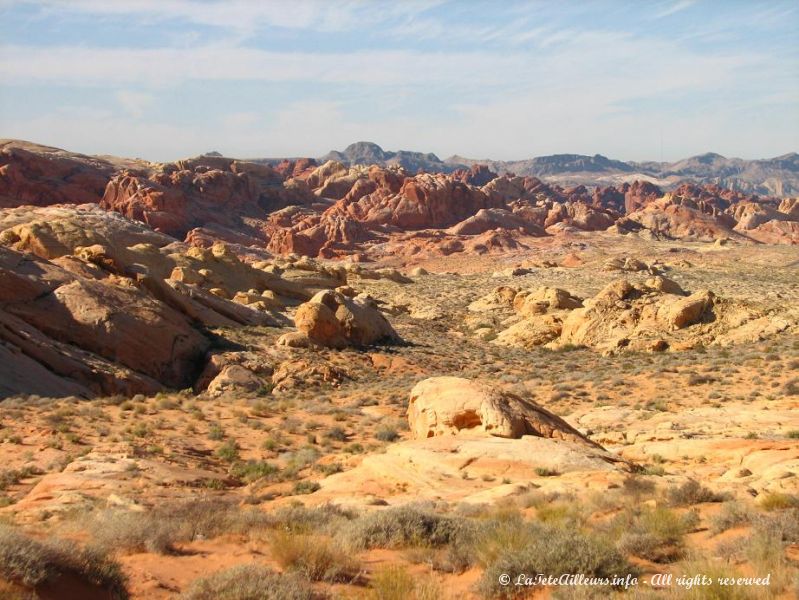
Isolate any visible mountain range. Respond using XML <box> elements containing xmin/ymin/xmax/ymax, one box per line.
<box><xmin>312</xmin><ymin>141</ymin><xmax>799</xmax><ymax>197</ymax></box>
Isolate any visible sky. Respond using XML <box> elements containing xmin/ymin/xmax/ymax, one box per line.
<box><xmin>0</xmin><ymin>0</ymin><xmax>797</xmax><ymax>162</ymax></box>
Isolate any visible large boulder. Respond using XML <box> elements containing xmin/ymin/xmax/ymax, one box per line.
<box><xmin>447</xmin><ymin>208</ymin><xmax>544</xmax><ymax>236</ymax></box>
<box><xmin>207</xmin><ymin>365</ymin><xmax>264</xmax><ymax>397</ymax></box>
<box><xmin>513</xmin><ymin>286</ymin><xmax>582</xmax><ymax>316</ymax></box>
<box><xmin>493</xmin><ymin>314</ymin><xmax>563</xmax><ymax>348</ymax></box>
<box><xmin>407</xmin><ymin>376</ymin><xmax>600</xmax><ymax>447</ymax></box>
<box><xmin>288</xmin><ymin>289</ymin><xmax>401</xmax><ymax>348</ymax></box>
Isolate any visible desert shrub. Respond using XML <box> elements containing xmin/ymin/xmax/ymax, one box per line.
<box><xmin>90</xmin><ymin>509</ymin><xmax>179</xmax><ymax>554</ymax></box>
<box><xmin>230</xmin><ymin>460</ymin><xmax>279</xmax><ymax>483</ymax></box>
<box><xmin>87</xmin><ymin>499</ymin><xmax>272</xmax><ymax>554</ymax></box>
<box><xmin>758</xmin><ymin>492</ymin><xmax>799</xmax><ymax>511</ymax></box>
<box><xmin>271</xmin><ymin>503</ymin><xmax>355</xmax><ymax>535</ymax></box>
<box><xmin>180</xmin><ymin>565</ymin><xmax>315</xmax><ymax>600</ymax></box>
<box><xmin>367</xmin><ymin>565</ymin><xmax>441</xmax><ymax>600</ymax></box>
<box><xmin>782</xmin><ymin>378</ymin><xmax>799</xmax><ymax>396</ymax></box>
<box><xmin>615</xmin><ymin>507</ymin><xmax>695</xmax><ymax>563</ymax></box>
<box><xmin>463</xmin><ymin>513</ymin><xmax>531</xmax><ymax>569</ymax></box>
<box><xmin>269</xmin><ymin>531</ymin><xmax>359</xmax><ymax>582</ymax></box>
<box><xmin>283</xmin><ymin>447</ymin><xmax>321</xmax><ymax>478</ymax></box>
<box><xmin>374</xmin><ymin>426</ymin><xmax>400</xmax><ymax>442</ymax></box>
<box><xmin>478</xmin><ymin>524</ymin><xmax>635</xmax><ymax>598</ymax></box>
<box><xmin>207</xmin><ymin>423</ymin><xmax>224</xmax><ymax>440</ymax></box>
<box><xmin>710</xmin><ymin>501</ymin><xmax>753</xmax><ymax>534</ymax></box>
<box><xmin>620</xmin><ymin>475</ymin><xmax>656</xmax><ymax>498</ymax></box>
<box><xmin>535</xmin><ymin>501</ymin><xmax>585</xmax><ymax>525</ymax></box>
<box><xmin>0</xmin><ymin>526</ymin><xmax>128</xmax><ymax>599</ymax></box>
<box><xmin>667</xmin><ymin>479</ymin><xmax>727</xmax><ymax>506</ymax></box>
<box><xmin>323</xmin><ymin>427</ymin><xmax>347</xmax><ymax>442</ymax></box>
<box><xmin>216</xmin><ymin>439</ymin><xmax>240</xmax><ymax>463</ymax></box>
<box><xmin>342</xmin><ymin>506</ymin><xmax>467</xmax><ymax>550</ymax></box>
<box><xmin>534</xmin><ymin>467</ymin><xmax>559</xmax><ymax>477</ymax></box>
<box><xmin>291</xmin><ymin>481</ymin><xmax>320</xmax><ymax>495</ymax></box>
<box><xmin>671</xmin><ymin>559</ymin><xmax>761</xmax><ymax>600</ymax></box>
<box><xmin>752</xmin><ymin>508</ymin><xmax>799</xmax><ymax>544</ymax></box>
<box><xmin>0</xmin><ymin>466</ymin><xmax>43</xmax><ymax>491</ymax></box>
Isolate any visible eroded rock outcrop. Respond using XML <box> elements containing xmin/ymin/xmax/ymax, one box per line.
<box><xmin>407</xmin><ymin>376</ymin><xmax>601</xmax><ymax>447</ymax></box>
<box><xmin>283</xmin><ymin>289</ymin><xmax>401</xmax><ymax>348</ymax></box>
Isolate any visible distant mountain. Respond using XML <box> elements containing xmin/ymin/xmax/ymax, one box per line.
<box><xmin>320</xmin><ymin>142</ymin><xmax>799</xmax><ymax>197</ymax></box>
<box><xmin>320</xmin><ymin>142</ymin><xmax>454</xmax><ymax>174</ymax></box>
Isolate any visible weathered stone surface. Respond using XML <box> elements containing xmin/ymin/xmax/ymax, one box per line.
<box><xmin>407</xmin><ymin>376</ymin><xmax>600</xmax><ymax>447</ymax></box>
<box><xmin>294</xmin><ymin>290</ymin><xmax>400</xmax><ymax>348</ymax></box>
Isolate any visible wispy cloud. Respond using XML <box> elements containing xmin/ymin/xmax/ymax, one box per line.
<box><xmin>10</xmin><ymin>0</ymin><xmax>447</xmax><ymax>35</ymax></box>
<box><xmin>654</xmin><ymin>0</ymin><xmax>697</xmax><ymax>19</ymax></box>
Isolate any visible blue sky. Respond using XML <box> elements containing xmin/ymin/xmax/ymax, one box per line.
<box><xmin>0</xmin><ymin>0</ymin><xmax>797</xmax><ymax>162</ymax></box>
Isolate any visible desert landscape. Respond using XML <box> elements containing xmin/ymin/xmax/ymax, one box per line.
<box><xmin>0</xmin><ymin>136</ymin><xmax>797</xmax><ymax>599</ymax></box>
<box><xmin>1</xmin><ymin>1</ymin><xmax>798</xmax><ymax>598</ymax></box>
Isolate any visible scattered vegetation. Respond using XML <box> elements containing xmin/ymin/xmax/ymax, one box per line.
<box><xmin>0</xmin><ymin>526</ymin><xmax>128</xmax><ymax>599</ymax></box>
<box><xmin>179</xmin><ymin>565</ymin><xmax>315</xmax><ymax>600</ymax></box>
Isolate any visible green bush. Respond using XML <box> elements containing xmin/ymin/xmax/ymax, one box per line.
<box><xmin>216</xmin><ymin>439</ymin><xmax>240</xmax><ymax>463</ymax></box>
<box><xmin>230</xmin><ymin>460</ymin><xmax>279</xmax><ymax>483</ymax></box>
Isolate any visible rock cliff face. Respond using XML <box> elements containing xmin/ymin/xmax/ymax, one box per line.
<box><xmin>0</xmin><ymin>140</ymin><xmax>116</xmax><ymax>208</ymax></box>
<box><xmin>101</xmin><ymin>157</ymin><xmax>315</xmax><ymax>239</ymax></box>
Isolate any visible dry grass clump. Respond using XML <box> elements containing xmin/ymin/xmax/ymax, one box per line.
<box><xmin>758</xmin><ymin>492</ymin><xmax>799</xmax><ymax>511</ymax></box>
<box><xmin>367</xmin><ymin>565</ymin><xmax>441</xmax><ymax>600</ymax></box>
<box><xmin>268</xmin><ymin>530</ymin><xmax>360</xmax><ymax>583</ymax></box>
<box><xmin>0</xmin><ymin>525</ymin><xmax>128</xmax><ymax>599</ymax></box>
<box><xmin>179</xmin><ymin>565</ymin><xmax>316</xmax><ymax>600</ymax></box>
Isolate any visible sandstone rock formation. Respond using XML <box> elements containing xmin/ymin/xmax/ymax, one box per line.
<box><xmin>0</xmin><ymin>140</ymin><xmax>118</xmax><ymax>208</ymax></box>
<box><xmin>285</xmin><ymin>289</ymin><xmax>401</xmax><ymax>348</ymax></box>
<box><xmin>0</xmin><ymin>245</ymin><xmax>208</xmax><ymax>395</ymax></box>
<box><xmin>407</xmin><ymin>376</ymin><xmax>601</xmax><ymax>446</ymax></box>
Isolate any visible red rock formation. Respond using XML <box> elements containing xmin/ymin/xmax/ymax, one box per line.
<box><xmin>622</xmin><ymin>181</ymin><xmax>663</xmax><ymax>214</ymax></box>
<box><xmin>274</xmin><ymin>157</ymin><xmax>318</xmax><ymax>178</ymax></box>
<box><xmin>0</xmin><ymin>142</ymin><xmax>113</xmax><ymax>208</ymax></box>
<box><xmin>102</xmin><ymin>158</ymin><xmax>314</xmax><ymax>239</ymax></box>
<box><xmin>328</xmin><ymin>172</ymin><xmax>502</xmax><ymax>230</ymax></box>
<box><xmin>454</xmin><ymin>164</ymin><xmax>498</xmax><ymax>187</ymax></box>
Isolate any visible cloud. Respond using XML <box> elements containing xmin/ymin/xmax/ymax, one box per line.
<box><xmin>654</xmin><ymin>0</ymin><xmax>697</xmax><ymax>19</ymax></box>
<box><xmin>9</xmin><ymin>0</ymin><xmax>446</xmax><ymax>35</ymax></box>
<box><xmin>115</xmin><ymin>90</ymin><xmax>154</xmax><ymax>118</ymax></box>
<box><xmin>0</xmin><ymin>0</ymin><xmax>795</xmax><ymax>161</ymax></box>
